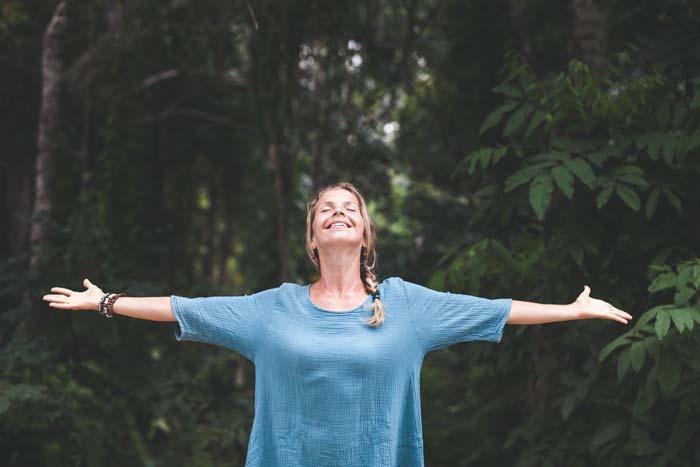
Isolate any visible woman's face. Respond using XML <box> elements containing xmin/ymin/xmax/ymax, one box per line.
<box><xmin>311</xmin><ymin>188</ymin><xmax>366</xmax><ymax>252</ymax></box>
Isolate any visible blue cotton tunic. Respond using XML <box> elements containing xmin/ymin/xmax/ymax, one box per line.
<box><xmin>170</xmin><ymin>276</ymin><xmax>512</xmax><ymax>467</ymax></box>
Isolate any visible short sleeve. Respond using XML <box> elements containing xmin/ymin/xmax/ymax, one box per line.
<box><xmin>398</xmin><ymin>278</ymin><xmax>512</xmax><ymax>352</ymax></box>
<box><xmin>170</xmin><ymin>287</ymin><xmax>277</xmax><ymax>361</ymax></box>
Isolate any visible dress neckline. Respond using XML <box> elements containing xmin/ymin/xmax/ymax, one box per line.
<box><xmin>302</xmin><ymin>284</ymin><xmax>373</xmax><ymax>314</ymax></box>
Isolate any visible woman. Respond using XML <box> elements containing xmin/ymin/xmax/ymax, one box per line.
<box><xmin>42</xmin><ymin>182</ymin><xmax>632</xmax><ymax>467</ymax></box>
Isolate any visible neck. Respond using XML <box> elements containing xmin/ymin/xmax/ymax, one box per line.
<box><xmin>314</xmin><ymin>248</ymin><xmax>364</xmax><ymax>297</ymax></box>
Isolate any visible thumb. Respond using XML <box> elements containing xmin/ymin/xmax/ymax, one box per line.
<box><xmin>581</xmin><ymin>285</ymin><xmax>591</xmax><ymax>297</ymax></box>
<box><xmin>84</xmin><ymin>278</ymin><xmax>93</xmax><ymax>288</ymax></box>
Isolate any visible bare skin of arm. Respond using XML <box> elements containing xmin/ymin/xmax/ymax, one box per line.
<box><xmin>507</xmin><ymin>285</ymin><xmax>633</xmax><ymax>325</ymax></box>
<box><xmin>42</xmin><ymin>278</ymin><xmax>175</xmax><ymax>322</ymax></box>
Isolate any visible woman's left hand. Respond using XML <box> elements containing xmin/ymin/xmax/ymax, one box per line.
<box><xmin>574</xmin><ymin>285</ymin><xmax>633</xmax><ymax>324</ymax></box>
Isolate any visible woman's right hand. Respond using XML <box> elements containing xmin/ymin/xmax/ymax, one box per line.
<box><xmin>42</xmin><ymin>278</ymin><xmax>105</xmax><ymax>312</ymax></box>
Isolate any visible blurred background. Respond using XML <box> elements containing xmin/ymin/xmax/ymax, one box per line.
<box><xmin>2</xmin><ymin>0</ymin><xmax>700</xmax><ymax>465</ymax></box>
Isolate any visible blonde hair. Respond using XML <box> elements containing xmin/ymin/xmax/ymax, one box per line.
<box><xmin>304</xmin><ymin>182</ymin><xmax>385</xmax><ymax>327</ymax></box>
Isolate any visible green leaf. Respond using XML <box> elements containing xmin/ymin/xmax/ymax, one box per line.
<box><xmin>503</xmin><ymin>103</ymin><xmax>534</xmax><ymax>137</ymax></box>
<box><xmin>591</xmin><ymin>421</ymin><xmax>626</xmax><ymax>450</ymax></box>
<box><xmin>657</xmin><ymin>358</ymin><xmax>681</xmax><ymax>397</ymax></box>
<box><xmin>504</xmin><ymin>163</ymin><xmax>552</xmax><ymax>192</ymax></box>
<box><xmin>615</xmin><ymin>174</ymin><xmax>648</xmax><ymax>188</ymax></box>
<box><xmin>655</xmin><ymin>310</ymin><xmax>670</xmax><ymax>339</ymax></box>
<box><xmin>661</xmin><ymin>187</ymin><xmax>682</xmax><ymax>213</ymax></box>
<box><xmin>492</xmin><ymin>83</ymin><xmax>522</xmax><ymax>98</ymax></box>
<box><xmin>674</xmin><ymin>286</ymin><xmax>694</xmax><ymax>305</ymax></box>
<box><xmin>528</xmin><ymin>174</ymin><xmax>554</xmax><ymax>220</ymax></box>
<box><xmin>596</xmin><ymin>185</ymin><xmax>614</xmax><ymax>209</ymax></box>
<box><xmin>492</xmin><ymin>146</ymin><xmax>508</xmax><ymax>165</ymax></box>
<box><xmin>617</xmin><ymin>348</ymin><xmax>631</xmax><ymax>382</ymax></box>
<box><xmin>525</xmin><ymin>109</ymin><xmax>548</xmax><ymax>136</ymax></box>
<box><xmin>561</xmin><ymin>393</ymin><xmax>580</xmax><ymax>419</ymax></box>
<box><xmin>661</xmin><ymin>134</ymin><xmax>677</xmax><ymax>164</ymax></box>
<box><xmin>630</xmin><ymin>341</ymin><xmax>646</xmax><ymax>372</ymax></box>
<box><xmin>598</xmin><ymin>335</ymin><xmax>631</xmax><ymax>362</ymax></box>
<box><xmin>633</xmin><ymin>305</ymin><xmax>672</xmax><ymax>331</ymax></box>
<box><xmin>561</xmin><ymin>158</ymin><xmax>596</xmax><ymax>189</ymax></box>
<box><xmin>645</xmin><ymin>187</ymin><xmax>660</xmax><ymax>219</ymax></box>
<box><xmin>669</xmin><ymin>308</ymin><xmax>688</xmax><ymax>333</ymax></box>
<box><xmin>551</xmin><ymin>166</ymin><xmax>575</xmax><ymax>199</ymax></box>
<box><xmin>479</xmin><ymin>101</ymin><xmax>518</xmax><ymax>134</ymax></box>
<box><xmin>649</xmin><ymin>271</ymin><xmax>677</xmax><ymax>293</ymax></box>
<box><xmin>684</xmin><ymin>311</ymin><xmax>696</xmax><ymax>331</ymax></box>
<box><xmin>633</xmin><ymin>380</ymin><xmax>658</xmax><ymax>415</ymax></box>
<box><xmin>616</xmin><ymin>184</ymin><xmax>641</xmax><ymax>211</ymax></box>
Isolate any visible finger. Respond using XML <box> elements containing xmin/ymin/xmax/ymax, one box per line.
<box><xmin>50</xmin><ymin>287</ymin><xmax>75</xmax><ymax>296</ymax></box>
<box><xmin>48</xmin><ymin>302</ymin><xmax>69</xmax><ymax>309</ymax></box>
<box><xmin>43</xmin><ymin>294</ymin><xmax>67</xmax><ymax>302</ymax></box>
<box><xmin>84</xmin><ymin>278</ymin><xmax>93</xmax><ymax>288</ymax></box>
<box><xmin>614</xmin><ymin>307</ymin><xmax>633</xmax><ymax>320</ymax></box>
<box><xmin>607</xmin><ymin>313</ymin><xmax>628</xmax><ymax>325</ymax></box>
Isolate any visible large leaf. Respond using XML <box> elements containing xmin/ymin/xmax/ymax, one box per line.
<box><xmin>662</xmin><ymin>187</ymin><xmax>682</xmax><ymax>212</ymax></box>
<box><xmin>617</xmin><ymin>347</ymin><xmax>631</xmax><ymax>382</ymax></box>
<box><xmin>479</xmin><ymin>101</ymin><xmax>518</xmax><ymax>134</ymax></box>
<box><xmin>645</xmin><ymin>187</ymin><xmax>660</xmax><ymax>219</ymax></box>
<box><xmin>504</xmin><ymin>162</ymin><xmax>553</xmax><ymax>192</ymax></box>
<box><xmin>598</xmin><ymin>335</ymin><xmax>631</xmax><ymax>362</ymax></box>
<box><xmin>657</xmin><ymin>357</ymin><xmax>681</xmax><ymax>397</ymax></box>
<box><xmin>630</xmin><ymin>341</ymin><xmax>646</xmax><ymax>372</ymax></box>
<box><xmin>649</xmin><ymin>271</ymin><xmax>677</xmax><ymax>293</ymax></box>
<box><xmin>591</xmin><ymin>421</ymin><xmax>626</xmax><ymax>451</ymax></box>
<box><xmin>655</xmin><ymin>310</ymin><xmax>671</xmax><ymax>339</ymax></box>
<box><xmin>551</xmin><ymin>166</ymin><xmax>575</xmax><ymax>199</ymax></box>
<box><xmin>561</xmin><ymin>157</ymin><xmax>596</xmax><ymax>188</ymax></box>
<box><xmin>615</xmin><ymin>184</ymin><xmax>641</xmax><ymax>211</ymax></box>
<box><xmin>503</xmin><ymin>103</ymin><xmax>534</xmax><ymax>137</ymax></box>
<box><xmin>528</xmin><ymin>174</ymin><xmax>554</xmax><ymax>220</ymax></box>
<box><xmin>596</xmin><ymin>185</ymin><xmax>614</xmax><ymax>208</ymax></box>
<box><xmin>669</xmin><ymin>308</ymin><xmax>688</xmax><ymax>333</ymax></box>
<box><xmin>525</xmin><ymin>109</ymin><xmax>548</xmax><ymax>136</ymax></box>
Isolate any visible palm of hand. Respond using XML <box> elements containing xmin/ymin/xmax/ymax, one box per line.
<box><xmin>574</xmin><ymin>285</ymin><xmax>633</xmax><ymax>324</ymax></box>
<box><xmin>42</xmin><ymin>278</ymin><xmax>104</xmax><ymax>311</ymax></box>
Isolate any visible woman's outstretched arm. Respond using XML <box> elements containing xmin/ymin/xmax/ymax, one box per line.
<box><xmin>507</xmin><ymin>285</ymin><xmax>633</xmax><ymax>325</ymax></box>
<box><xmin>42</xmin><ymin>278</ymin><xmax>175</xmax><ymax>322</ymax></box>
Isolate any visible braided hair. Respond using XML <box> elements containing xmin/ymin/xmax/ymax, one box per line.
<box><xmin>306</xmin><ymin>182</ymin><xmax>385</xmax><ymax>327</ymax></box>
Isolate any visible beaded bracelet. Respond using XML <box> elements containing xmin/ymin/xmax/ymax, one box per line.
<box><xmin>103</xmin><ymin>293</ymin><xmax>127</xmax><ymax>318</ymax></box>
<box><xmin>98</xmin><ymin>292</ymin><xmax>126</xmax><ymax>318</ymax></box>
<box><xmin>98</xmin><ymin>293</ymin><xmax>111</xmax><ymax>315</ymax></box>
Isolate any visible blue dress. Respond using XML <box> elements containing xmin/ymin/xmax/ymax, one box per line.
<box><xmin>170</xmin><ymin>276</ymin><xmax>512</xmax><ymax>466</ymax></box>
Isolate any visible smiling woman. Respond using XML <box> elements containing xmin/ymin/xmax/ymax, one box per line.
<box><xmin>42</xmin><ymin>180</ymin><xmax>632</xmax><ymax>467</ymax></box>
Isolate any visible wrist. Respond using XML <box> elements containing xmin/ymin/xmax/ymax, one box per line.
<box><xmin>569</xmin><ymin>301</ymin><xmax>584</xmax><ymax>319</ymax></box>
<box><xmin>96</xmin><ymin>292</ymin><xmax>112</xmax><ymax>313</ymax></box>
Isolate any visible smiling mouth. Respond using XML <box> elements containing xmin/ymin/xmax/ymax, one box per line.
<box><xmin>325</xmin><ymin>221</ymin><xmax>351</xmax><ymax>229</ymax></box>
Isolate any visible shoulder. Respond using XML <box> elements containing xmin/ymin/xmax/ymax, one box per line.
<box><xmin>379</xmin><ymin>276</ymin><xmax>410</xmax><ymax>298</ymax></box>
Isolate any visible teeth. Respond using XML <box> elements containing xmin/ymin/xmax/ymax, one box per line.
<box><xmin>329</xmin><ymin>222</ymin><xmax>348</xmax><ymax>228</ymax></box>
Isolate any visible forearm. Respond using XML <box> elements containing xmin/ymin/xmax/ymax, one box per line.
<box><xmin>110</xmin><ymin>296</ymin><xmax>175</xmax><ymax>322</ymax></box>
<box><xmin>507</xmin><ymin>299</ymin><xmax>582</xmax><ymax>325</ymax></box>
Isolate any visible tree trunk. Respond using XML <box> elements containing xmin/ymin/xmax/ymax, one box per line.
<box><xmin>570</xmin><ymin>0</ymin><xmax>608</xmax><ymax>71</ymax></box>
<box><xmin>29</xmin><ymin>1</ymin><xmax>67</xmax><ymax>271</ymax></box>
<box><xmin>268</xmin><ymin>142</ymin><xmax>289</xmax><ymax>282</ymax></box>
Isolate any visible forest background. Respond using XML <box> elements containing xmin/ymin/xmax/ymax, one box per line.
<box><xmin>2</xmin><ymin>0</ymin><xmax>700</xmax><ymax>466</ymax></box>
